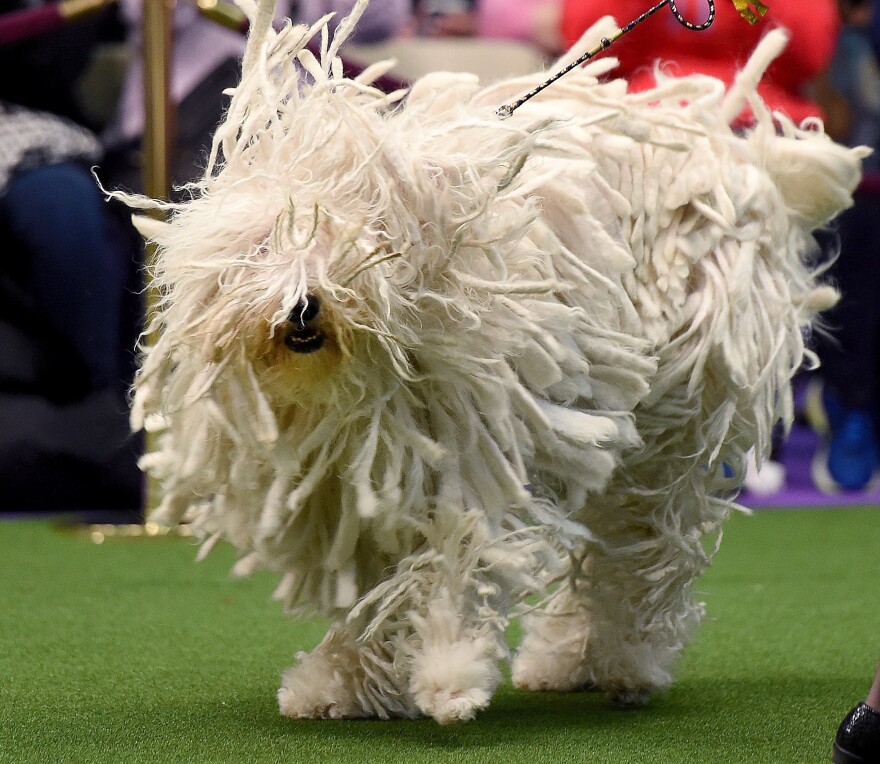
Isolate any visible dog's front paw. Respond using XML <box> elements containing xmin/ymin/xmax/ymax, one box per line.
<box><xmin>277</xmin><ymin>685</ymin><xmax>362</xmax><ymax>720</ymax></box>
<box><xmin>410</xmin><ymin>639</ymin><xmax>501</xmax><ymax>724</ymax></box>
<box><xmin>278</xmin><ymin>631</ymin><xmax>422</xmax><ymax>720</ymax></box>
<box><xmin>417</xmin><ymin>686</ymin><xmax>493</xmax><ymax>725</ymax></box>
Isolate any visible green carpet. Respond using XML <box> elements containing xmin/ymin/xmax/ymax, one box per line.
<box><xmin>1</xmin><ymin>509</ymin><xmax>878</xmax><ymax>764</ymax></box>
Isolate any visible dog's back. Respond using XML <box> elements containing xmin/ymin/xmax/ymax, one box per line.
<box><xmin>504</xmin><ymin>29</ymin><xmax>865</xmax><ymax>702</ymax></box>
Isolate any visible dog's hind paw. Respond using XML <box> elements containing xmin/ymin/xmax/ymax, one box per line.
<box><xmin>609</xmin><ymin>687</ymin><xmax>651</xmax><ymax>707</ymax></box>
<box><xmin>511</xmin><ymin>646</ymin><xmax>593</xmax><ymax>692</ymax></box>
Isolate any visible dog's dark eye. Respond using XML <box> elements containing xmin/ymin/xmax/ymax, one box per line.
<box><xmin>289</xmin><ymin>295</ymin><xmax>320</xmax><ymax>326</ymax></box>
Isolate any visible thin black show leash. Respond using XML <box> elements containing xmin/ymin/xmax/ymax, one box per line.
<box><xmin>496</xmin><ymin>0</ymin><xmax>717</xmax><ymax>119</ymax></box>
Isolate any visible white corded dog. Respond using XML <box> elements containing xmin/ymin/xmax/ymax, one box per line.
<box><xmin>119</xmin><ymin>0</ymin><xmax>866</xmax><ymax>723</ymax></box>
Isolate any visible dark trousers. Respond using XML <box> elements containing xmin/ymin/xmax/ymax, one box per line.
<box><xmin>819</xmin><ymin>190</ymin><xmax>880</xmax><ymax>411</ymax></box>
<box><xmin>0</xmin><ymin>161</ymin><xmax>129</xmax><ymax>391</ymax></box>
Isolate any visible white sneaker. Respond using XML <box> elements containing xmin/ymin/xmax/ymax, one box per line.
<box><xmin>744</xmin><ymin>450</ymin><xmax>786</xmax><ymax>495</ymax></box>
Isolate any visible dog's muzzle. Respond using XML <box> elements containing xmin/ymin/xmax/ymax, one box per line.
<box><xmin>284</xmin><ymin>294</ymin><xmax>325</xmax><ymax>353</ymax></box>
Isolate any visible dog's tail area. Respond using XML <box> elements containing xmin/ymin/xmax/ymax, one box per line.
<box><xmin>754</xmin><ymin>121</ymin><xmax>868</xmax><ymax>230</ymax></box>
<box><xmin>723</xmin><ymin>29</ymin><xmax>869</xmax><ymax>230</ymax></box>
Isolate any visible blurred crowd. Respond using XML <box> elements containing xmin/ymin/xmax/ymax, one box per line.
<box><xmin>1</xmin><ymin>0</ymin><xmax>879</xmax><ymax>514</ymax></box>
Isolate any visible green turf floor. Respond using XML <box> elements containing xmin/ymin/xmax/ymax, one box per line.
<box><xmin>2</xmin><ymin>508</ymin><xmax>878</xmax><ymax>764</ymax></box>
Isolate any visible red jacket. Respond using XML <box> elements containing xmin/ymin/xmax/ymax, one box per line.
<box><xmin>560</xmin><ymin>0</ymin><xmax>839</xmax><ymax>123</ymax></box>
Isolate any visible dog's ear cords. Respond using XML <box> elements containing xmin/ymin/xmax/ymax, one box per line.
<box><xmin>497</xmin><ymin>0</ymin><xmax>767</xmax><ymax>120</ymax></box>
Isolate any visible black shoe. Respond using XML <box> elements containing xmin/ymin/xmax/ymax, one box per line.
<box><xmin>833</xmin><ymin>703</ymin><xmax>880</xmax><ymax>763</ymax></box>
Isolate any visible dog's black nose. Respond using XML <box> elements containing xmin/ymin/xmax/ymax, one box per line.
<box><xmin>285</xmin><ymin>294</ymin><xmax>324</xmax><ymax>353</ymax></box>
<box><xmin>288</xmin><ymin>294</ymin><xmax>320</xmax><ymax>327</ymax></box>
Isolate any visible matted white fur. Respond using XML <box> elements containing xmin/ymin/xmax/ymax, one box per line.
<box><xmin>117</xmin><ymin>0</ymin><xmax>867</xmax><ymax>723</ymax></box>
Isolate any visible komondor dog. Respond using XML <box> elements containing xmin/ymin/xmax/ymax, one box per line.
<box><xmin>119</xmin><ymin>0</ymin><xmax>867</xmax><ymax>723</ymax></box>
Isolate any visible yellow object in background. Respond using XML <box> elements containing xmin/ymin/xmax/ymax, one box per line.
<box><xmin>732</xmin><ymin>0</ymin><xmax>769</xmax><ymax>23</ymax></box>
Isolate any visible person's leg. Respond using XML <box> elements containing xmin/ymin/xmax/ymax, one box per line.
<box><xmin>0</xmin><ymin>162</ymin><xmax>128</xmax><ymax>391</ymax></box>
<box><xmin>867</xmin><ymin>662</ymin><xmax>880</xmax><ymax>710</ymax></box>
<box><xmin>822</xmin><ymin>194</ymin><xmax>880</xmax><ymax>410</ymax></box>
<box><xmin>813</xmin><ymin>192</ymin><xmax>880</xmax><ymax>491</ymax></box>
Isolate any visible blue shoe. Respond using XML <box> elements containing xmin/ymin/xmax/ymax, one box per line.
<box><xmin>812</xmin><ymin>408</ymin><xmax>880</xmax><ymax>493</ymax></box>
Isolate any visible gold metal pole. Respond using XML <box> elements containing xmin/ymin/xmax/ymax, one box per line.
<box><xmin>62</xmin><ymin>0</ymin><xmax>178</xmax><ymax>539</ymax></box>
<box><xmin>141</xmin><ymin>0</ymin><xmax>175</xmax><ymax>514</ymax></box>
<box><xmin>142</xmin><ymin>0</ymin><xmax>174</xmax><ymax>204</ymax></box>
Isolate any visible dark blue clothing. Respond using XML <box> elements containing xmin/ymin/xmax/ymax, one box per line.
<box><xmin>822</xmin><ymin>192</ymin><xmax>880</xmax><ymax>409</ymax></box>
<box><xmin>0</xmin><ymin>161</ymin><xmax>128</xmax><ymax>390</ymax></box>
<box><xmin>818</xmin><ymin>21</ymin><xmax>880</xmax><ymax>411</ymax></box>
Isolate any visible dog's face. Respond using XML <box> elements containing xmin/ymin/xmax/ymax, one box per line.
<box><xmin>243</xmin><ymin>204</ymin><xmax>411</xmax><ymax>407</ymax></box>
<box><xmin>135</xmin><ymin>83</ymin><xmax>541</xmax><ymax>416</ymax></box>
<box><xmin>139</xmin><ymin>192</ymin><xmax>408</xmax><ymax>410</ymax></box>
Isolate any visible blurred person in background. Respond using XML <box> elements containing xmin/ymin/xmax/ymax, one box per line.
<box><xmin>560</xmin><ymin>0</ymin><xmax>839</xmax><ymax>126</ymax></box>
<box><xmin>809</xmin><ymin>0</ymin><xmax>880</xmax><ymax>493</ymax></box>
<box><xmin>0</xmin><ymin>0</ymin><xmax>407</xmax><ymax>514</ymax></box>
<box><xmin>103</xmin><ymin>0</ymin><xmax>411</xmax><ymax>193</ymax></box>
<box><xmin>0</xmin><ymin>0</ymin><xmax>143</xmax><ymax>513</ymax></box>
<box><xmin>409</xmin><ymin>0</ymin><xmax>562</xmax><ymax>57</ymax></box>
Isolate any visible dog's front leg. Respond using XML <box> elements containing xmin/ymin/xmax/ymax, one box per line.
<box><xmin>277</xmin><ymin>589</ymin><xmax>507</xmax><ymax>724</ymax></box>
<box><xmin>406</xmin><ymin>588</ymin><xmax>506</xmax><ymax>724</ymax></box>
<box><xmin>277</xmin><ymin>548</ymin><xmax>513</xmax><ymax>723</ymax></box>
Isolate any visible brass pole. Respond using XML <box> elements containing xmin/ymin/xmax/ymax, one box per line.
<box><xmin>141</xmin><ymin>0</ymin><xmax>175</xmax><ymax>514</ymax></box>
<box><xmin>142</xmin><ymin>0</ymin><xmax>174</xmax><ymax>203</ymax></box>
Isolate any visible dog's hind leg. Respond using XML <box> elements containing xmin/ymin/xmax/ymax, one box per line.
<box><xmin>514</xmin><ymin>484</ymin><xmax>720</xmax><ymax>705</ymax></box>
<box><xmin>572</xmin><ymin>524</ymin><xmax>707</xmax><ymax>706</ymax></box>
<box><xmin>511</xmin><ymin>578</ymin><xmax>594</xmax><ymax>693</ymax></box>
<box><xmin>278</xmin><ymin>628</ymin><xmax>420</xmax><ymax>720</ymax></box>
